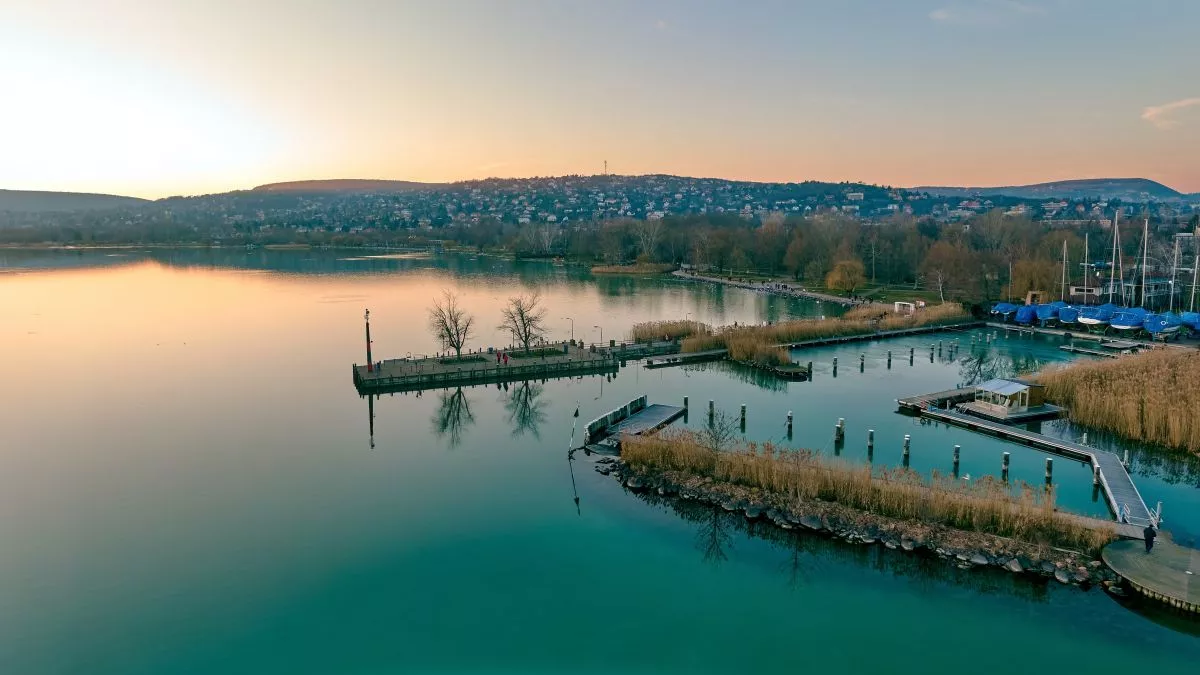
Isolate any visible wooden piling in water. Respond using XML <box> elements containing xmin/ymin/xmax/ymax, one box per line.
<box><xmin>1045</xmin><ymin>458</ymin><xmax>1053</xmax><ymax>486</ymax></box>
<box><xmin>1002</xmin><ymin>452</ymin><xmax>1010</xmax><ymax>482</ymax></box>
<box><xmin>787</xmin><ymin>411</ymin><xmax>793</xmax><ymax>438</ymax></box>
<box><xmin>902</xmin><ymin>434</ymin><xmax>910</xmax><ymax>466</ymax></box>
<box><xmin>683</xmin><ymin>396</ymin><xmax>689</xmax><ymax>409</ymax></box>
<box><xmin>740</xmin><ymin>403</ymin><xmax>746</xmax><ymax>429</ymax></box>
<box><xmin>887</xmin><ymin>350</ymin><xmax>892</xmax><ymax>368</ymax></box>
<box><xmin>708</xmin><ymin>399</ymin><xmax>714</xmax><ymax>421</ymax></box>
<box><xmin>835</xmin><ymin>418</ymin><xmax>845</xmax><ymax>442</ymax></box>
<box><xmin>1093</xmin><ymin>464</ymin><xmax>1101</xmax><ymax>486</ymax></box>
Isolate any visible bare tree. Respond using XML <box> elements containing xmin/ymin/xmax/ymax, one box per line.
<box><xmin>428</xmin><ymin>291</ymin><xmax>475</xmax><ymax>359</ymax></box>
<box><xmin>498</xmin><ymin>293</ymin><xmax>548</xmax><ymax>352</ymax></box>
<box><xmin>698</xmin><ymin>411</ymin><xmax>739</xmax><ymax>453</ymax></box>
<box><xmin>634</xmin><ymin>218</ymin><xmax>663</xmax><ymax>261</ymax></box>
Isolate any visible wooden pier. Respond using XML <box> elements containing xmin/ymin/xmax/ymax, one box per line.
<box><xmin>582</xmin><ymin>395</ymin><xmax>685</xmax><ymax>453</ymax></box>
<box><xmin>353</xmin><ymin>344</ymin><xmax>617</xmax><ymax>393</ymax></box>
<box><xmin>897</xmin><ymin>393</ymin><xmax>1154</xmax><ymax>528</ymax></box>
<box><xmin>776</xmin><ymin>321</ymin><xmax>984</xmax><ymax>349</ymax></box>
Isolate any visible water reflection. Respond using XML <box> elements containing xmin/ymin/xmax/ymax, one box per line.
<box><xmin>631</xmin><ymin>489</ymin><xmax>1060</xmax><ymax>602</ymax></box>
<box><xmin>957</xmin><ymin>347</ymin><xmax>1047</xmax><ymax>386</ymax></box>
<box><xmin>431</xmin><ymin>387</ymin><xmax>475</xmax><ymax>448</ymax></box>
<box><xmin>504</xmin><ymin>380</ymin><xmax>547</xmax><ymax>439</ymax></box>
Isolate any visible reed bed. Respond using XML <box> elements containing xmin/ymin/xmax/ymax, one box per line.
<box><xmin>629</xmin><ymin>320</ymin><xmax>712</xmax><ymax>343</ymax></box>
<box><xmin>680</xmin><ymin>303</ymin><xmax>969</xmax><ymax>361</ymax></box>
<box><xmin>1036</xmin><ymin>349</ymin><xmax>1200</xmax><ymax>454</ymax></box>
<box><xmin>622</xmin><ymin>430</ymin><xmax>1112</xmax><ymax>553</ymax></box>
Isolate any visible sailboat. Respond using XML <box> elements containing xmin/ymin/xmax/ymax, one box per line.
<box><xmin>1014</xmin><ymin>304</ymin><xmax>1038</xmax><ymax>325</ymax></box>
<box><xmin>1144</xmin><ymin>312</ymin><xmax>1183</xmax><ymax>339</ymax></box>
<box><xmin>1079</xmin><ymin>302</ymin><xmax>1118</xmax><ymax>331</ymax></box>
<box><xmin>1057</xmin><ymin>305</ymin><xmax>1081</xmax><ymax>326</ymax></box>
<box><xmin>1110</xmin><ymin>307</ymin><xmax>1149</xmax><ymax>335</ymax></box>
<box><xmin>990</xmin><ymin>302</ymin><xmax>1019</xmax><ymax>321</ymax></box>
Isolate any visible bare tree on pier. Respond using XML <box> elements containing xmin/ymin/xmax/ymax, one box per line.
<box><xmin>498</xmin><ymin>292</ymin><xmax>548</xmax><ymax>352</ymax></box>
<box><xmin>428</xmin><ymin>291</ymin><xmax>475</xmax><ymax>359</ymax></box>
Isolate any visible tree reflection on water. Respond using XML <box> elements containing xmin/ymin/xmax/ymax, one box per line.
<box><xmin>431</xmin><ymin>387</ymin><xmax>475</xmax><ymax>448</ymax></box>
<box><xmin>505</xmin><ymin>380</ymin><xmax>547</xmax><ymax>439</ymax></box>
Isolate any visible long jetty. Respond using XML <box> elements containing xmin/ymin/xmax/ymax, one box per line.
<box><xmin>897</xmin><ymin>388</ymin><xmax>1155</xmax><ymax>531</ymax></box>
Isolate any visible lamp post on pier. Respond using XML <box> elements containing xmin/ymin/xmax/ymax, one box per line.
<box><xmin>594</xmin><ymin>325</ymin><xmax>603</xmax><ymax>345</ymax></box>
<box><xmin>364</xmin><ymin>309</ymin><xmax>374</xmax><ymax>372</ymax></box>
<box><xmin>563</xmin><ymin>316</ymin><xmax>574</xmax><ymax>341</ymax></box>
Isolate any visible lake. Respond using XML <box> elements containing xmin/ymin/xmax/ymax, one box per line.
<box><xmin>2</xmin><ymin>248</ymin><xmax>1197</xmax><ymax>674</ymax></box>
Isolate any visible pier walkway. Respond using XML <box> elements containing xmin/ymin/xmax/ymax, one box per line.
<box><xmin>898</xmin><ymin>393</ymin><xmax>1154</xmax><ymax>527</ymax></box>
<box><xmin>1102</xmin><ymin>539</ymin><xmax>1200</xmax><ymax>614</ymax></box>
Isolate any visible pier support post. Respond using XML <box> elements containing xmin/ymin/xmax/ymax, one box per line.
<box><xmin>1002</xmin><ymin>452</ymin><xmax>1010</xmax><ymax>482</ymax></box>
<box><xmin>1093</xmin><ymin>464</ymin><xmax>1101</xmax><ymax>486</ymax></box>
<box><xmin>740</xmin><ymin>404</ymin><xmax>746</xmax><ymax>430</ymax></box>
<box><xmin>903</xmin><ymin>434</ymin><xmax>911</xmax><ymax>467</ymax></box>
<box><xmin>859</xmin><ymin>353</ymin><xmax>865</xmax><ymax>372</ymax></box>
<box><xmin>887</xmin><ymin>350</ymin><xmax>892</xmax><ymax>369</ymax></box>
<box><xmin>787</xmin><ymin>411</ymin><xmax>793</xmax><ymax>439</ymax></box>
<box><xmin>929</xmin><ymin>344</ymin><xmax>935</xmax><ymax>363</ymax></box>
<box><xmin>1081</xmin><ymin>432</ymin><xmax>1088</xmax><ymax>445</ymax></box>
<box><xmin>953</xmin><ymin>445</ymin><xmax>961</xmax><ymax>477</ymax></box>
<box><xmin>708</xmin><ymin>399</ymin><xmax>715</xmax><ymax>422</ymax></box>
<box><xmin>683</xmin><ymin>396</ymin><xmax>689</xmax><ymax>409</ymax></box>
<box><xmin>835</xmin><ymin>418</ymin><xmax>845</xmax><ymax>442</ymax></box>
<box><xmin>832</xmin><ymin>357</ymin><xmax>838</xmax><ymax>377</ymax></box>
<box><xmin>807</xmin><ymin>361</ymin><xmax>813</xmax><ymax>379</ymax></box>
<box><xmin>1123</xmin><ymin>448</ymin><xmax>1130</xmax><ymax>467</ymax></box>
<box><xmin>1045</xmin><ymin>458</ymin><xmax>1053</xmax><ymax>486</ymax></box>
<box><xmin>910</xmin><ymin>347</ymin><xmax>914</xmax><ymax>366</ymax></box>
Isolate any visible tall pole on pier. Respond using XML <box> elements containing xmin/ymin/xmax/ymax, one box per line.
<box><xmin>365</xmin><ymin>308</ymin><xmax>374</xmax><ymax>372</ymax></box>
<box><xmin>1108</xmin><ymin>211</ymin><xmax>1120</xmax><ymax>305</ymax></box>
<box><xmin>1140</xmin><ymin>218</ymin><xmax>1149</xmax><ymax>308</ymax></box>
<box><xmin>1170</xmin><ymin>236</ymin><xmax>1180</xmax><ymax>312</ymax></box>
<box><xmin>1083</xmin><ymin>232</ymin><xmax>1089</xmax><ymax>304</ymax></box>
<box><xmin>1060</xmin><ymin>239</ymin><xmax>1068</xmax><ymax>302</ymax></box>
<box><xmin>1191</xmin><ymin>236</ymin><xmax>1198</xmax><ymax>313</ymax></box>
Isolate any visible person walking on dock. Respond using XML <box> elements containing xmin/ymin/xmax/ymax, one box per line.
<box><xmin>1143</xmin><ymin>525</ymin><xmax>1157</xmax><ymax>553</ymax></box>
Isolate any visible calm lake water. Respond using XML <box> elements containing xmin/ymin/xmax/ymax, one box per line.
<box><xmin>2</xmin><ymin>249</ymin><xmax>1198</xmax><ymax>674</ymax></box>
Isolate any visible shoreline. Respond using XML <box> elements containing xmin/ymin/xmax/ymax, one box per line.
<box><xmin>598</xmin><ymin>457</ymin><xmax>1127</xmax><ymax>592</ymax></box>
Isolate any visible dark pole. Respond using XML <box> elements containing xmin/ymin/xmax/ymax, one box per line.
<box><xmin>365</xmin><ymin>309</ymin><xmax>374</xmax><ymax>371</ymax></box>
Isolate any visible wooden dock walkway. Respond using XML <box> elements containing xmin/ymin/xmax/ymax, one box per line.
<box><xmin>607</xmin><ymin>404</ymin><xmax>687</xmax><ymax>436</ymax></box>
<box><xmin>1103</xmin><ymin>539</ymin><xmax>1200</xmax><ymax>614</ymax></box>
<box><xmin>353</xmin><ymin>344</ymin><xmax>616</xmax><ymax>393</ymax></box>
<box><xmin>898</xmin><ymin>399</ymin><xmax>1154</xmax><ymax>527</ymax></box>
<box><xmin>582</xmin><ymin>396</ymin><xmax>685</xmax><ymax>452</ymax></box>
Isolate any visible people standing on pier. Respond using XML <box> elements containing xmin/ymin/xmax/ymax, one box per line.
<box><xmin>503</xmin><ymin>352</ymin><xmax>509</xmax><ymax>366</ymax></box>
<box><xmin>496</xmin><ymin>351</ymin><xmax>501</xmax><ymax>364</ymax></box>
<box><xmin>1143</xmin><ymin>525</ymin><xmax>1157</xmax><ymax>553</ymax></box>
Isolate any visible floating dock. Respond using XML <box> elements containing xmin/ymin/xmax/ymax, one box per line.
<box><xmin>582</xmin><ymin>395</ymin><xmax>685</xmax><ymax>453</ymax></box>
<box><xmin>353</xmin><ymin>344</ymin><xmax>617</xmax><ymax>393</ymax></box>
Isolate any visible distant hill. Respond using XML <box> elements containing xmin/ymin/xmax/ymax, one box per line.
<box><xmin>912</xmin><ymin>178</ymin><xmax>1182</xmax><ymax>201</ymax></box>
<box><xmin>0</xmin><ymin>189</ymin><xmax>148</xmax><ymax>212</ymax></box>
<box><xmin>252</xmin><ymin>179</ymin><xmax>442</xmax><ymax>193</ymax></box>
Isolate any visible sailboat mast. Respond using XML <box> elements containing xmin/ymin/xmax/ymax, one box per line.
<box><xmin>1140</xmin><ymin>217</ymin><xmax>1149</xmax><ymax>308</ymax></box>
<box><xmin>1108</xmin><ymin>211</ymin><xmax>1120</xmax><ymax>304</ymax></box>
<box><xmin>1170</xmin><ymin>236</ymin><xmax>1179</xmax><ymax>312</ymax></box>
<box><xmin>1192</xmin><ymin>237</ymin><xmax>1198</xmax><ymax>313</ymax></box>
<box><xmin>1061</xmin><ymin>239</ymin><xmax>1068</xmax><ymax>301</ymax></box>
<box><xmin>1083</xmin><ymin>232</ymin><xmax>1089</xmax><ymax>304</ymax></box>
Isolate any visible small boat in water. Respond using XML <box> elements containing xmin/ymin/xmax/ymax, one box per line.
<box><xmin>1057</xmin><ymin>306</ymin><xmax>1081</xmax><ymax>327</ymax></box>
<box><xmin>1078</xmin><ymin>303</ymin><xmax>1118</xmax><ymax>331</ymax></box>
<box><xmin>1143</xmin><ymin>312</ymin><xmax>1184</xmax><ymax>339</ymax></box>
<box><xmin>990</xmin><ymin>302</ymin><xmax>1018</xmax><ymax>321</ymax></box>
<box><xmin>1109</xmin><ymin>308</ymin><xmax>1149</xmax><ymax>335</ymax></box>
<box><xmin>1015</xmin><ymin>305</ymin><xmax>1037</xmax><ymax>325</ymax></box>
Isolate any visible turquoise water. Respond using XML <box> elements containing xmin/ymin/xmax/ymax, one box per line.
<box><xmin>1</xmin><ymin>250</ymin><xmax>1197</xmax><ymax>673</ymax></box>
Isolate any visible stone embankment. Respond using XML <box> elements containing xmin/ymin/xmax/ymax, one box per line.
<box><xmin>595</xmin><ymin>457</ymin><xmax>1125</xmax><ymax>593</ymax></box>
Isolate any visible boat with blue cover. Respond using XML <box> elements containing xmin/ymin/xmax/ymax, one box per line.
<box><xmin>1143</xmin><ymin>312</ymin><xmax>1184</xmax><ymax>339</ymax></box>
<box><xmin>1078</xmin><ymin>303</ymin><xmax>1117</xmax><ymax>331</ymax></box>
<box><xmin>1057</xmin><ymin>305</ymin><xmax>1081</xmax><ymax>326</ymax></box>
<box><xmin>1181</xmin><ymin>311</ymin><xmax>1200</xmax><ymax>333</ymax></box>
<box><xmin>990</xmin><ymin>302</ymin><xmax>1018</xmax><ymax>321</ymax></box>
<box><xmin>1034</xmin><ymin>303</ymin><xmax>1061</xmax><ymax>325</ymax></box>
<box><xmin>1109</xmin><ymin>307</ymin><xmax>1149</xmax><ymax>335</ymax></box>
<box><xmin>1014</xmin><ymin>305</ymin><xmax>1037</xmax><ymax>325</ymax></box>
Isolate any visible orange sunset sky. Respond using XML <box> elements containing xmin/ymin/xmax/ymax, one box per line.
<box><xmin>2</xmin><ymin>0</ymin><xmax>1198</xmax><ymax>198</ymax></box>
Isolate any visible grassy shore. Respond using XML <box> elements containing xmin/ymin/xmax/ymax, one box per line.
<box><xmin>680</xmin><ymin>303</ymin><xmax>969</xmax><ymax>363</ymax></box>
<box><xmin>591</xmin><ymin>262</ymin><xmax>676</xmax><ymax>275</ymax></box>
<box><xmin>622</xmin><ymin>431</ymin><xmax>1113</xmax><ymax>554</ymax></box>
<box><xmin>1036</xmin><ymin>349</ymin><xmax>1200</xmax><ymax>455</ymax></box>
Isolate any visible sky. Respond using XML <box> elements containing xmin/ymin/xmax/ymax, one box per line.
<box><xmin>1</xmin><ymin>0</ymin><xmax>1198</xmax><ymax>198</ymax></box>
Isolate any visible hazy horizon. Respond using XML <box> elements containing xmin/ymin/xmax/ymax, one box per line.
<box><xmin>3</xmin><ymin>0</ymin><xmax>1198</xmax><ymax>199</ymax></box>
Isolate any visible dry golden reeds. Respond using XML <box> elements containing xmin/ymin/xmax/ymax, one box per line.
<box><xmin>1036</xmin><ymin>349</ymin><xmax>1200</xmax><ymax>454</ymax></box>
<box><xmin>680</xmin><ymin>303</ymin><xmax>969</xmax><ymax>358</ymax></box>
<box><xmin>630</xmin><ymin>320</ymin><xmax>711</xmax><ymax>343</ymax></box>
<box><xmin>622</xmin><ymin>430</ymin><xmax>1113</xmax><ymax>553</ymax></box>
<box><xmin>591</xmin><ymin>262</ymin><xmax>675</xmax><ymax>275</ymax></box>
